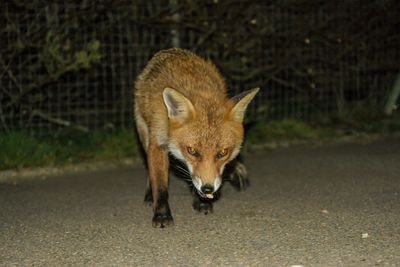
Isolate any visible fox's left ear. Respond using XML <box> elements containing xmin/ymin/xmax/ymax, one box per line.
<box><xmin>229</xmin><ymin>87</ymin><xmax>260</xmax><ymax>122</ymax></box>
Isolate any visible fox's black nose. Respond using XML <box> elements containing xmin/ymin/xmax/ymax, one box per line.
<box><xmin>201</xmin><ymin>184</ymin><xmax>214</xmax><ymax>194</ymax></box>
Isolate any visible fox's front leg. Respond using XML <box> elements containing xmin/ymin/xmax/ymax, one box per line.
<box><xmin>147</xmin><ymin>140</ymin><xmax>173</xmax><ymax>228</ymax></box>
<box><xmin>192</xmin><ymin>193</ymin><xmax>213</xmax><ymax>214</ymax></box>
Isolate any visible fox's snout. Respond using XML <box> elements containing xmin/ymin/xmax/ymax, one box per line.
<box><xmin>201</xmin><ymin>184</ymin><xmax>214</xmax><ymax>194</ymax></box>
<box><xmin>192</xmin><ymin>173</ymin><xmax>222</xmax><ymax>197</ymax></box>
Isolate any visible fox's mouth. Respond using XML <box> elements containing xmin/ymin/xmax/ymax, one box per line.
<box><xmin>194</xmin><ymin>187</ymin><xmax>214</xmax><ymax>199</ymax></box>
<box><xmin>191</xmin><ymin>177</ymin><xmax>214</xmax><ymax>199</ymax></box>
<box><xmin>191</xmin><ymin>176</ymin><xmax>220</xmax><ymax>199</ymax></box>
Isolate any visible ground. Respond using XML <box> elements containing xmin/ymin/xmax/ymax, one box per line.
<box><xmin>1</xmin><ymin>138</ymin><xmax>399</xmax><ymax>266</ymax></box>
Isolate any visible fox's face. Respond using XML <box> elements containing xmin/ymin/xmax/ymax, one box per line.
<box><xmin>167</xmin><ymin>114</ymin><xmax>244</xmax><ymax>198</ymax></box>
<box><xmin>163</xmin><ymin>87</ymin><xmax>259</xmax><ymax>198</ymax></box>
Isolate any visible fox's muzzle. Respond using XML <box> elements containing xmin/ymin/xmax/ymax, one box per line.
<box><xmin>192</xmin><ymin>175</ymin><xmax>222</xmax><ymax>199</ymax></box>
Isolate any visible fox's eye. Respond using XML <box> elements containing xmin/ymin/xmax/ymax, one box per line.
<box><xmin>216</xmin><ymin>148</ymin><xmax>228</xmax><ymax>159</ymax></box>
<box><xmin>187</xmin><ymin>147</ymin><xmax>200</xmax><ymax>157</ymax></box>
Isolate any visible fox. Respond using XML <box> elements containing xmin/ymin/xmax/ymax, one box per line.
<box><xmin>133</xmin><ymin>48</ymin><xmax>259</xmax><ymax>228</ymax></box>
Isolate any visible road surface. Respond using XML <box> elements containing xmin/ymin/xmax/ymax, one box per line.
<box><xmin>1</xmin><ymin>138</ymin><xmax>400</xmax><ymax>266</ymax></box>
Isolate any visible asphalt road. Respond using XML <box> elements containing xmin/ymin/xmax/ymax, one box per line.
<box><xmin>1</xmin><ymin>138</ymin><xmax>400</xmax><ymax>266</ymax></box>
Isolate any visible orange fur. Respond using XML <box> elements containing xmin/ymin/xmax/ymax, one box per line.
<box><xmin>133</xmin><ymin>48</ymin><xmax>258</xmax><ymax>226</ymax></box>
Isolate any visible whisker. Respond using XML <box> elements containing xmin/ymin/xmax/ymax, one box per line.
<box><xmin>173</xmin><ymin>168</ymin><xmax>191</xmax><ymax>179</ymax></box>
<box><xmin>171</xmin><ymin>164</ymin><xmax>194</xmax><ymax>185</ymax></box>
<box><xmin>173</xmin><ymin>167</ymin><xmax>187</xmax><ymax>173</ymax></box>
<box><xmin>173</xmin><ymin>170</ymin><xmax>192</xmax><ymax>181</ymax></box>
<box><xmin>174</xmin><ymin>169</ymin><xmax>191</xmax><ymax>178</ymax></box>
<box><xmin>174</xmin><ymin>165</ymin><xmax>190</xmax><ymax>175</ymax></box>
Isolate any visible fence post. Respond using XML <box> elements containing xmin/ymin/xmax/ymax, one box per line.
<box><xmin>170</xmin><ymin>0</ymin><xmax>180</xmax><ymax>48</ymax></box>
<box><xmin>384</xmin><ymin>74</ymin><xmax>400</xmax><ymax>116</ymax></box>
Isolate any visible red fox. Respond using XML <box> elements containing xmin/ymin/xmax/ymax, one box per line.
<box><xmin>134</xmin><ymin>48</ymin><xmax>259</xmax><ymax>228</ymax></box>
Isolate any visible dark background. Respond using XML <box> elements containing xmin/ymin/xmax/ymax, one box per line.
<box><xmin>1</xmin><ymin>2</ymin><xmax>400</xmax><ymax>264</ymax></box>
<box><xmin>1</xmin><ymin>0</ymin><xmax>399</xmax><ymax>132</ymax></box>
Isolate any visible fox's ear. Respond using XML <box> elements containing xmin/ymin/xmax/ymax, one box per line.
<box><xmin>229</xmin><ymin>87</ymin><xmax>259</xmax><ymax>122</ymax></box>
<box><xmin>163</xmin><ymin>87</ymin><xmax>196</xmax><ymax>123</ymax></box>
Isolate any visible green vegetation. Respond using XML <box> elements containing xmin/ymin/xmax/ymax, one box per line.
<box><xmin>0</xmin><ymin>129</ymin><xmax>138</xmax><ymax>171</ymax></box>
<box><xmin>330</xmin><ymin>108</ymin><xmax>400</xmax><ymax>134</ymax></box>
<box><xmin>248</xmin><ymin>120</ymin><xmax>324</xmax><ymax>143</ymax></box>
<box><xmin>247</xmin><ymin>111</ymin><xmax>400</xmax><ymax>144</ymax></box>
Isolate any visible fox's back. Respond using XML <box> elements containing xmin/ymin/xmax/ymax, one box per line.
<box><xmin>134</xmin><ymin>48</ymin><xmax>229</xmax><ymax>125</ymax></box>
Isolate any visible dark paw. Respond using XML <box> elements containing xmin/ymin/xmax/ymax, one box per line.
<box><xmin>192</xmin><ymin>198</ymin><xmax>213</xmax><ymax>214</ymax></box>
<box><xmin>152</xmin><ymin>189</ymin><xmax>173</xmax><ymax>228</ymax></box>
<box><xmin>152</xmin><ymin>212</ymin><xmax>174</xmax><ymax>228</ymax></box>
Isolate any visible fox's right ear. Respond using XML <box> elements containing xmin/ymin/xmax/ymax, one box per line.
<box><xmin>163</xmin><ymin>87</ymin><xmax>196</xmax><ymax>124</ymax></box>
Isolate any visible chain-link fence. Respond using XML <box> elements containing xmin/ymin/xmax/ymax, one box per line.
<box><xmin>1</xmin><ymin>0</ymin><xmax>399</xmax><ymax>133</ymax></box>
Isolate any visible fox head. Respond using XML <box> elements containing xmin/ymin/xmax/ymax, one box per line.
<box><xmin>163</xmin><ymin>87</ymin><xmax>259</xmax><ymax>198</ymax></box>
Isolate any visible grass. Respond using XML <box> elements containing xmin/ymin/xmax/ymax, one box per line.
<box><xmin>246</xmin><ymin>110</ymin><xmax>400</xmax><ymax>144</ymax></box>
<box><xmin>0</xmin><ymin>128</ymin><xmax>138</xmax><ymax>170</ymax></box>
<box><xmin>247</xmin><ymin>120</ymin><xmax>325</xmax><ymax>143</ymax></box>
<box><xmin>1</xmin><ymin>112</ymin><xmax>399</xmax><ymax>171</ymax></box>
<box><xmin>330</xmin><ymin>109</ymin><xmax>400</xmax><ymax>134</ymax></box>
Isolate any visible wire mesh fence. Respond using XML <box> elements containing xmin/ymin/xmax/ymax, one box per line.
<box><xmin>1</xmin><ymin>0</ymin><xmax>399</xmax><ymax>133</ymax></box>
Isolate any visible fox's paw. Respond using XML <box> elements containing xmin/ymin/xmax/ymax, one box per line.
<box><xmin>229</xmin><ymin>161</ymin><xmax>249</xmax><ymax>191</ymax></box>
<box><xmin>152</xmin><ymin>190</ymin><xmax>173</xmax><ymax>228</ymax></box>
<box><xmin>192</xmin><ymin>198</ymin><xmax>213</xmax><ymax>215</ymax></box>
<box><xmin>152</xmin><ymin>211</ymin><xmax>174</xmax><ymax>228</ymax></box>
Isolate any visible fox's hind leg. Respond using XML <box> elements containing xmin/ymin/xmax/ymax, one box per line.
<box><xmin>135</xmin><ymin>111</ymin><xmax>153</xmax><ymax>207</ymax></box>
<box><xmin>223</xmin><ymin>154</ymin><xmax>250</xmax><ymax>191</ymax></box>
<box><xmin>143</xmin><ymin>183</ymin><xmax>152</xmax><ymax>206</ymax></box>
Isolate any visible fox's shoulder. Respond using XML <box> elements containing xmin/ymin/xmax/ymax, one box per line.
<box><xmin>136</xmin><ymin>48</ymin><xmax>200</xmax><ymax>83</ymax></box>
<box><xmin>137</xmin><ymin>48</ymin><xmax>224</xmax><ymax>91</ymax></box>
